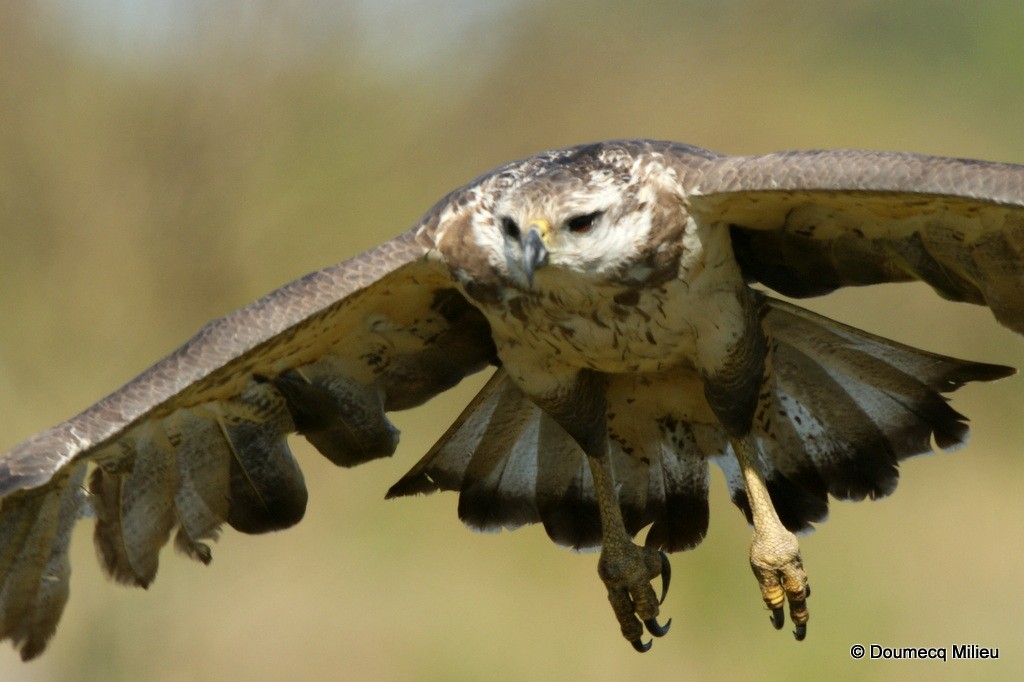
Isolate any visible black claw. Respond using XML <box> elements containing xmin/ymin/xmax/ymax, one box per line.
<box><xmin>658</xmin><ymin>551</ymin><xmax>671</xmax><ymax>605</ymax></box>
<box><xmin>794</xmin><ymin>623</ymin><xmax>807</xmax><ymax>641</ymax></box>
<box><xmin>644</xmin><ymin>617</ymin><xmax>672</xmax><ymax>637</ymax></box>
<box><xmin>804</xmin><ymin>583</ymin><xmax>811</xmax><ymax>598</ymax></box>
<box><xmin>770</xmin><ymin>607</ymin><xmax>784</xmax><ymax>630</ymax></box>
<box><xmin>632</xmin><ymin>638</ymin><xmax>653</xmax><ymax>653</ymax></box>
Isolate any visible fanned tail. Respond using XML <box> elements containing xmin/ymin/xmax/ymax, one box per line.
<box><xmin>388</xmin><ymin>296</ymin><xmax>1013</xmax><ymax>551</ymax></box>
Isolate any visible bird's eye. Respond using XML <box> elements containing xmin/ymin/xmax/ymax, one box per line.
<box><xmin>501</xmin><ymin>216</ymin><xmax>520</xmax><ymax>239</ymax></box>
<box><xmin>566</xmin><ymin>211</ymin><xmax>601</xmax><ymax>234</ymax></box>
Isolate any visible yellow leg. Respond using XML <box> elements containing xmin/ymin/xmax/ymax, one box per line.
<box><xmin>523</xmin><ymin>368</ymin><xmax>671</xmax><ymax>652</ymax></box>
<box><xmin>732</xmin><ymin>435</ymin><xmax>810</xmax><ymax>640</ymax></box>
<box><xmin>586</xmin><ymin>453</ymin><xmax>671</xmax><ymax>652</ymax></box>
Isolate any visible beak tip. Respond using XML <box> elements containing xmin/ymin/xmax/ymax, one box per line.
<box><xmin>522</xmin><ymin>227</ymin><xmax>549</xmax><ymax>287</ymax></box>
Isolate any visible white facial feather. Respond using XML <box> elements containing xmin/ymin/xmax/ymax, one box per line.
<box><xmin>550</xmin><ymin>201</ymin><xmax>653</xmax><ymax>279</ymax></box>
<box><xmin>448</xmin><ymin>150</ymin><xmax>689</xmax><ymax>294</ymax></box>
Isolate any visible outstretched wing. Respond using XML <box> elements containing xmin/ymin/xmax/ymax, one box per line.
<box><xmin>684</xmin><ymin>149</ymin><xmax>1024</xmax><ymax>333</ymax></box>
<box><xmin>0</xmin><ymin>191</ymin><xmax>499</xmax><ymax>659</ymax></box>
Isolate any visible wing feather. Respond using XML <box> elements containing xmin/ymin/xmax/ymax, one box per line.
<box><xmin>89</xmin><ymin>467</ymin><xmax>135</xmax><ymax>585</ymax></box>
<box><xmin>113</xmin><ymin>425</ymin><xmax>178</xmax><ymax>586</ymax></box>
<box><xmin>0</xmin><ymin>227</ymin><xmax>433</xmax><ymax>496</ymax></box>
<box><xmin>167</xmin><ymin>411</ymin><xmax>230</xmax><ymax>565</ymax></box>
<box><xmin>0</xmin><ymin>186</ymin><xmax>501</xmax><ymax>659</ymax></box>
<box><xmin>0</xmin><ymin>465</ymin><xmax>87</xmax><ymax>660</ymax></box>
<box><xmin>685</xmin><ymin>149</ymin><xmax>1024</xmax><ymax>333</ymax></box>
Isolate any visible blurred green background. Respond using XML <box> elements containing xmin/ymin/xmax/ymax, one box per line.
<box><xmin>2</xmin><ymin>1</ymin><xmax>1023</xmax><ymax>680</ymax></box>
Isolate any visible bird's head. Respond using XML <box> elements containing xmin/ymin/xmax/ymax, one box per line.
<box><xmin>437</xmin><ymin>146</ymin><xmax>690</xmax><ymax>304</ymax></box>
<box><xmin>495</xmin><ymin>154</ymin><xmax>686</xmax><ymax>292</ymax></box>
<box><xmin>494</xmin><ymin>172</ymin><xmax>619</xmax><ymax>289</ymax></box>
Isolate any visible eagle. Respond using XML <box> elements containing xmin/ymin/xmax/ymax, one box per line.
<box><xmin>0</xmin><ymin>140</ymin><xmax>1021</xmax><ymax>659</ymax></box>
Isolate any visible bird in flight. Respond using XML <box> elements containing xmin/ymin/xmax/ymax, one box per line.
<box><xmin>0</xmin><ymin>140</ymin><xmax>1020</xmax><ymax>659</ymax></box>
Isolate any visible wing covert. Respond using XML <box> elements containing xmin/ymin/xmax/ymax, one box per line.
<box><xmin>2</xmin><ymin>227</ymin><xmax>425</xmax><ymax>494</ymax></box>
<box><xmin>686</xmin><ymin>149</ymin><xmax>1024</xmax><ymax>333</ymax></box>
<box><xmin>0</xmin><ymin>190</ymin><xmax>499</xmax><ymax>659</ymax></box>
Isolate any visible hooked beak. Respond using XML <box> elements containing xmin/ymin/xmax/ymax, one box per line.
<box><xmin>522</xmin><ymin>218</ymin><xmax>551</xmax><ymax>287</ymax></box>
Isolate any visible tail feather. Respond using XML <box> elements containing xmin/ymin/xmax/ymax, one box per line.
<box><xmin>391</xmin><ymin>296</ymin><xmax>1012</xmax><ymax>548</ymax></box>
<box><xmin>386</xmin><ymin>371</ymin><xmax>508</xmax><ymax>498</ymax></box>
<box><xmin>536</xmin><ymin>444</ymin><xmax>600</xmax><ymax>550</ymax></box>
<box><xmin>769</xmin><ymin>341</ymin><xmax>903</xmax><ymax>500</ymax></box>
<box><xmin>643</xmin><ymin>422</ymin><xmax>711</xmax><ymax>552</ymax></box>
<box><xmin>457</xmin><ymin>402</ymin><xmax>542</xmax><ymax>533</ymax></box>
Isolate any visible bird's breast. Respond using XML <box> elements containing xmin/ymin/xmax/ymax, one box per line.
<box><xmin>483</xmin><ymin>277</ymin><xmax>705</xmax><ymax>374</ymax></box>
<box><xmin>472</xmin><ymin>216</ymin><xmax>750</xmax><ymax>378</ymax></box>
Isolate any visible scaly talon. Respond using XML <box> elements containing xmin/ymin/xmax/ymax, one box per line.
<box><xmin>657</xmin><ymin>550</ymin><xmax>671</xmax><ymax>604</ymax></box>
<box><xmin>580</xmin><ymin>430</ymin><xmax>673</xmax><ymax>653</ymax></box>
<box><xmin>598</xmin><ymin>543</ymin><xmax>671</xmax><ymax>652</ymax></box>
<box><xmin>749</xmin><ymin>527</ymin><xmax>810</xmax><ymax>637</ymax></box>
<box><xmin>732</xmin><ymin>435</ymin><xmax>811</xmax><ymax>639</ymax></box>
<box><xmin>644</xmin><ymin>617</ymin><xmax>671</xmax><ymax>637</ymax></box>
<box><xmin>632</xmin><ymin>638</ymin><xmax>652</xmax><ymax>653</ymax></box>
